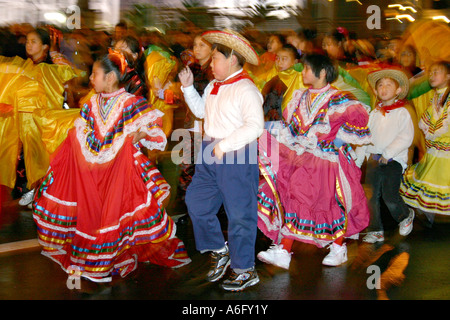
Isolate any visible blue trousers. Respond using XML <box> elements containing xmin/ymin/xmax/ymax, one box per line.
<box><xmin>185</xmin><ymin>139</ymin><xmax>259</xmax><ymax>270</ymax></box>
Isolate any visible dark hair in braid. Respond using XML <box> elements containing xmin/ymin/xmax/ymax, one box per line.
<box><xmin>97</xmin><ymin>54</ymin><xmax>126</xmax><ymax>87</ymax></box>
<box><xmin>120</xmin><ymin>36</ymin><xmax>146</xmax><ymax>78</ymax></box>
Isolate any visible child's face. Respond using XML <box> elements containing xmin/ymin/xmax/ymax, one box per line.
<box><xmin>286</xmin><ymin>35</ymin><xmax>300</xmax><ymax>49</ymax></box>
<box><xmin>375</xmin><ymin>78</ymin><xmax>401</xmax><ymax>103</ymax></box>
<box><xmin>267</xmin><ymin>36</ymin><xmax>283</xmax><ymax>53</ymax></box>
<box><xmin>210</xmin><ymin>48</ymin><xmax>232</xmax><ymax>81</ymax></box>
<box><xmin>26</xmin><ymin>32</ymin><xmax>48</xmax><ymax>61</ymax></box>
<box><xmin>399</xmin><ymin>47</ymin><xmax>415</xmax><ymax>68</ymax></box>
<box><xmin>322</xmin><ymin>36</ymin><xmax>341</xmax><ymax>59</ymax></box>
<box><xmin>193</xmin><ymin>36</ymin><xmax>212</xmax><ymax>63</ymax></box>
<box><xmin>276</xmin><ymin>49</ymin><xmax>297</xmax><ymax>72</ymax></box>
<box><xmin>388</xmin><ymin>39</ymin><xmax>401</xmax><ymax>58</ymax></box>
<box><xmin>90</xmin><ymin>61</ymin><xmax>108</xmax><ymax>93</ymax></box>
<box><xmin>302</xmin><ymin>63</ymin><xmax>320</xmax><ymax>86</ymax></box>
<box><xmin>429</xmin><ymin>65</ymin><xmax>450</xmax><ymax>89</ymax></box>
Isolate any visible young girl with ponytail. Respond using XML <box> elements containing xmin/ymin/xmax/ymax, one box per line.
<box><xmin>32</xmin><ymin>52</ymin><xmax>191</xmax><ymax>283</ymax></box>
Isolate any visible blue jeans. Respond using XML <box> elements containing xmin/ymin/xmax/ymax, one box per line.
<box><xmin>185</xmin><ymin>138</ymin><xmax>259</xmax><ymax>270</ymax></box>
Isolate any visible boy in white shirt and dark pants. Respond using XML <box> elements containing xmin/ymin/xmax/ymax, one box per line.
<box><xmin>356</xmin><ymin>68</ymin><xmax>415</xmax><ymax>243</ymax></box>
<box><xmin>179</xmin><ymin>29</ymin><xmax>264</xmax><ymax>291</ymax></box>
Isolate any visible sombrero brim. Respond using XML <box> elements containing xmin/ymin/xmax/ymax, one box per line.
<box><xmin>367</xmin><ymin>69</ymin><xmax>409</xmax><ymax>100</ymax></box>
<box><xmin>202</xmin><ymin>29</ymin><xmax>259</xmax><ymax>65</ymax></box>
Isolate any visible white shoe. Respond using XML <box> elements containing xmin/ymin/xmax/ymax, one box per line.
<box><xmin>18</xmin><ymin>189</ymin><xmax>35</xmax><ymax>206</ymax></box>
<box><xmin>257</xmin><ymin>244</ymin><xmax>291</xmax><ymax>270</ymax></box>
<box><xmin>322</xmin><ymin>243</ymin><xmax>347</xmax><ymax>266</ymax></box>
<box><xmin>399</xmin><ymin>208</ymin><xmax>414</xmax><ymax>236</ymax></box>
<box><xmin>362</xmin><ymin>231</ymin><xmax>385</xmax><ymax>243</ymax></box>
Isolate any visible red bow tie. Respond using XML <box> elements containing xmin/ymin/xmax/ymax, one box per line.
<box><xmin>376</xmin><ymin>99</ymin><xmax>407</xmax><ymax>116</ymax></box>
<box><xmin>210</xmin><ymin>71</ymin><xmax>253</xmax><ymax>95</ymax></box>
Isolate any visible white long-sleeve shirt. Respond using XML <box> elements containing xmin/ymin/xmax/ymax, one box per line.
<box><xmin>355</xmin><ymin>105</ymin><xmax>414</xmax><ymax>171</ymax></box>
<box><xmin>181</xmin><ymin>69</ymin><xmax>264</xmax><ymax>153</ymax></box>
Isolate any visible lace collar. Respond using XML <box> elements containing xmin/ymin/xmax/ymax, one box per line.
<box><xmin>99</xmin><ymin>87</ymin><xmax>126</xmax><ymax>99</ymax></box>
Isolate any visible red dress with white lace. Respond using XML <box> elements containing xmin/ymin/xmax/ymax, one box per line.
<box><xmin>33</xmin><ymin>88</ymin><xmax>190</xmax><ymax>282</ymax></box>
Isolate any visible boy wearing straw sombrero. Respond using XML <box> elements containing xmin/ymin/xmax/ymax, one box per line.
<box><xmin>179</xmin><ymin>29</ymin><xmax>264</xmax><ymax>291</ymax></box>
<box><xmin>356</xmin><ymin>68</ymin><xmax>415</xmax><ymax>243</ymax></box>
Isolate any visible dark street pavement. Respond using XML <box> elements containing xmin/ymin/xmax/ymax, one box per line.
<box><xmin>1</xmin><ymin>110</ymin><xmax>449</xmax><ymax>304</ymax></box>
<box><xmin>1</xmin><ymin>160</ymin><xmax>449</xmax><ymax>302</ymax></box>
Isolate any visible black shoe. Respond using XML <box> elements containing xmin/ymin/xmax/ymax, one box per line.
<box><xmin>221</xmin><ymin>268</ymin><xmax>259</xmax><ymax>291</ymax></box>
<box><xmin>206</xmin><ymin>246</ymin><xmax>230</xmax><ymax>282</ymax></box>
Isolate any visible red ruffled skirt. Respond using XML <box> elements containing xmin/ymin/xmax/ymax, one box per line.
<box><xmin>33</xmin><ymin>129</ymin><xmax>190</xmax><ymax>282</ymax></box>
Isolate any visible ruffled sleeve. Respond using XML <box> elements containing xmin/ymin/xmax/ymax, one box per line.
<box><xmin>330</xmin><ymin>92</ymin><xmax>371</xmax><ymax>145</ymax></box>
<box><xmin>138</xmin><ymin>109</ymin><xmax>167</xmax><ymax>151</ymax></box>
<box><xmin>123</xmin><ymin>95</ymin><xmax>167</xmax><ymax>151</ymax></box>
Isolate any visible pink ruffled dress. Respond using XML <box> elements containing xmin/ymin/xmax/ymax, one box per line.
<box><xmin>258</xmin><ymin>84</ymin><xmax>371</xmax><ymax>248</ymax></box>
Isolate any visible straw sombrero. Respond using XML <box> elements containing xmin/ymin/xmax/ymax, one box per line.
<box><xmin>202</xmin><ymin>29</ymin><xmax>259</xmax><ymax>65</ymax></box>
<box><xmin>367</xmin><ymin>68</ymin><xmax>410</xmax><ymax>100</ymax></box>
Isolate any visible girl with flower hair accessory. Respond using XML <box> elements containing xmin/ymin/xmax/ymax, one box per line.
<box><xmin>32</xmin><ymin>52</ymin><xmax>191</xmax><ymax>283</ymax></box>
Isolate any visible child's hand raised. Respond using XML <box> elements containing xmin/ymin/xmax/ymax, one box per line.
<box><xmin>178</xmin><ymin>67</ymin><xmax>194</xmax><ymax>88</ymax></box>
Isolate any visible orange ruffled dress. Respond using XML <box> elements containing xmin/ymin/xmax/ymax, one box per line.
<box><xmin>32</xmin><ymin>88</ymin><xmax>191</xmax><ymax>282</ymax></box>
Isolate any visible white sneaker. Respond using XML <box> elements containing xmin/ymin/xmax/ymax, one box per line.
<box><xmin>362</xmin><ymin>231</ymin><xmax>385</xmax><ymax>243</ymax></box>
<box><xmin>399</xmin><ymin>208</ymin><xmax>415</xmax><ymax>236</ymax></box>
<box><xmin>257</xmin><ymin>244</ymin><xmax>291</xmax><ymax>270</ymax></box>
<box><xmin>322</xmin><ymin>243</ymin><xmax>347</xmax><ymax>266</ymax></box>
<box><xmin>18</xmin><ymin>189</ymin><xmax>35</xmax><ymax>206</ymax></box>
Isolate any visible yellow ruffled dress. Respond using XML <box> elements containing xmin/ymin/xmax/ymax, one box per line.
<box><xmin>144</xmin><ymin>46</ymin><xmax>178</xmax><ymax>137</ymax></box>
<box><xmin>400</xmin><ymin>89</ymin><xmax>450</xmax><ymax>215</ymax></box>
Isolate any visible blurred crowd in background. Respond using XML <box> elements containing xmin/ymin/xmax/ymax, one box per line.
<box><xmin>0</xmin><ymin>18</ymin><xmax>442</xmax><ymax>106</ymax></box>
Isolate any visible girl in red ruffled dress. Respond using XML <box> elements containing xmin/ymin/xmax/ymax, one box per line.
<box><xmin>32</xmin><ymin>52</ymin><xmax>191</xmax><ymax>283</ymax></box>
